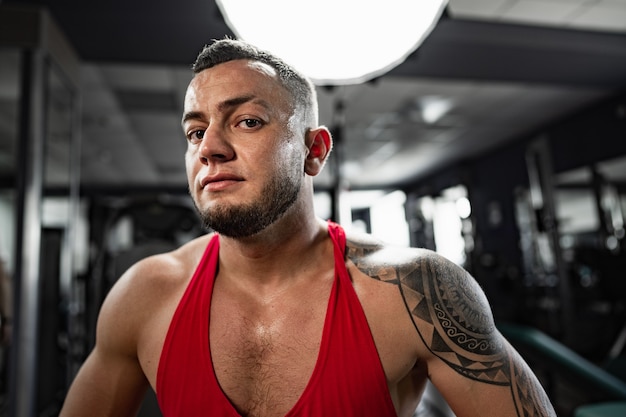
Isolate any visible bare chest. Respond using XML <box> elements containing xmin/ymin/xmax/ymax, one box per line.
<box><xmin>209</xmin><ymin>283</ymin><xmax>330</xmax><ymax>417</ymax></box>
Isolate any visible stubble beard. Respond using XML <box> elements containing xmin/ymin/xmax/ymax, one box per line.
<box><xmin>193</xmin><ymin>171</ymin><xmax>302</xmax><ymax>238</ymax></box>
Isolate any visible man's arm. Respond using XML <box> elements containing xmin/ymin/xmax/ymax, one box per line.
<box><xmin>60</xmin><ymin>265</ymin><xmax>151</xmax><ymax>417</ymax></box>
<box><xmin>60</xmin><ymin>346</ymin><xmax>148</xmax><ymax>417</ymax></box>
<box><xmin>347</xmin><ymin>237</ymin><xmax>556</xmax><ymax>417</ymax></box>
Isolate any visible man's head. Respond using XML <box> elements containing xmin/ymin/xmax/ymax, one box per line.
<box><xmin>183</xmin><ymin>38</ymin><xmax>332</xmax><ymax>238</ymax></box>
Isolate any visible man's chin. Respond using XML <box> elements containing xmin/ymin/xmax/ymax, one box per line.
<box><xmin>198</xmin><ymin>207</ymin><xmax>267</xmax><ymax>238</ymax></box>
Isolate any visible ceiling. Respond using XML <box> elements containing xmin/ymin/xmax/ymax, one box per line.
<box><xmin>3</xmin><ymin>0</ymin><xmax>626</xmax><ymax>192</ymax></box>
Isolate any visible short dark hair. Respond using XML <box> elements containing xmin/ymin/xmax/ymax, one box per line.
<box><xmin>192</xmin><ymin>38</ymin><xmax>318</xmax><ymax>126</ymax></box>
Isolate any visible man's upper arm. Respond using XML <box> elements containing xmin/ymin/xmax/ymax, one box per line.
<box><xmin>398</xmin><ymin>250</ymin><xmax>556</xmax><ymax>417</ymax></box>
<box><xmin>60</xmin><ymin>266</ymin><xmax>151</xmax><ymax>417</ymax></box>
<box><xmin>60</xmin><ymin>345</ymin><xmax>148</xmax><ymax>417</ymax></box>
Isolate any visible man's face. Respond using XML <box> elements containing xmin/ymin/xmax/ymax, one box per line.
<box><xmin>182</xmin><ymin>60</ymin><xmax>307</xmax><ymax>238</ymax></box>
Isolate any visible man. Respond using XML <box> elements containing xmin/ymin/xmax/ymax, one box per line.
<box><xmin>60</xmin><ymin>38</ymin><xmax>556</xmax><ymax>417</ymax></box>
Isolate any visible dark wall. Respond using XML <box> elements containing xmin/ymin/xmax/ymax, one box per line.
<box><xmin>550</xmin><ymin>95</ymin><xmax>626</xmax><ymax>175</ymax></box>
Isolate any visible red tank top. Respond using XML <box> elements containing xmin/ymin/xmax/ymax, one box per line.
<box><xmin>156</xmin><ymin>222</ymin><xmax>397</xmax><ymax>416</ymax></box>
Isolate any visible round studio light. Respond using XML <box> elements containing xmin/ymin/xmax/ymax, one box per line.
<box><xmin>216</xmin><ymin>0</ymin><xmax>448</xmax><ymax>85</ymax></box>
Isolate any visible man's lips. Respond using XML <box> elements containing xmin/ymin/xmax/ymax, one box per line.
<box><xmin>200</xmin><ymin>174</ymin><xmax>244</xmax><ymax>191</ymax></box>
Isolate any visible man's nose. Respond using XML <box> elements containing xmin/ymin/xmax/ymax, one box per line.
<box><xmin>198</xmin><ymin>127</ymin><xmax>235</xmax><ymax>164</ymax></box>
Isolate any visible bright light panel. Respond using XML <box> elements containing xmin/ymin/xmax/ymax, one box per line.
<box><xmin>216</xmin><ymin>0</ymin><xmax>448</xmax><ymax>85</ymax></box>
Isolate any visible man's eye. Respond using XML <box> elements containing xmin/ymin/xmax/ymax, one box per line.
<box><xmin>188</xmin><ymin>129</ymin><xmax>205</xmax><ymax>141</ymax></box>
<box><xmin>238</xmin><ymin>119</ymin><xmax>262</xmax><ymax>129</ymax></box>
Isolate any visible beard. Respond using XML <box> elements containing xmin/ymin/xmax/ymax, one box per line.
<box><xmin>194</xmin><ymin>170</ymin><xmax>302</xmax><ymax>238</ymax></box>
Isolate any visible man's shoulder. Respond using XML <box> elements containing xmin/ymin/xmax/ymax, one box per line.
<box><xmin>99</xmin><ymin>233</ymin><xmax>215</xmax><ymax>330</ymax></box>
<box><xmin>343</xmin><ymin>229</ymin><xmax>477</xmax><ymax>300</ymax></box>
<box><xmin>343</xmin><ymin>229</ymin><xmax>440</xmax><ymax>271</ymax></box>
<box><xmin>344</xmin><ymin>230</ymin><xmax>498</xmax><ymax>355</ymax></box>
<box><xmin>117</xmin><ymin>233</ymin><xmax>215</xmax><ymax>290</ymax></box>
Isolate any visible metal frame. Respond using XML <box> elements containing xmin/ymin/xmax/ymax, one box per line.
<box><xmin>1</xmin><ymin>5</ymin><xmax>81</xmax><ymax>417</ymax></box>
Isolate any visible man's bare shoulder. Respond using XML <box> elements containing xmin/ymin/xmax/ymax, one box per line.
<box><xmin>344</xmin><ymin>229</ymin><xmax>443</xmax><ymax>282</ymax></box>
<box><xmin>100</xmin><ymin>233</ymin><xmax>214</xmax><ymax>324</ymax></box>
<box><xmin>95</xmin><ymin>234</ymin><xmax>215</xmax><ymax>353</ymax></box>
<box><xmin>344</xmin><ymin>233</ymin><xmax>556</xmax><ymax>416</ymax></box>
<box><xmin>344</xmin><ymin>229</ymin><xmax>501</xmax><ymax>371</ymax></box>
<box><xmin>119</xmin><ymin>233</ymin><xmax>213</xmax><ymax>287</ymax></box>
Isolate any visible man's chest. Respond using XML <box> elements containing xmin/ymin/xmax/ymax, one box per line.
<box><xmin>209</xmin><ymin>290</ymin><xmax>328</xmax><ymax>416</ymax></box>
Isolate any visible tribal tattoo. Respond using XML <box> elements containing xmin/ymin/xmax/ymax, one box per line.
<box><xmin>345</xmin><ymin>236</ymin><xmax>555</xmax><ymax>417</ymax></box>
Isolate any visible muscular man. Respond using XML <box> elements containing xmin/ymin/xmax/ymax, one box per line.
<box><xmin>60</xmin><ymin>38</ymin><xmax>556</xmax><ymax>417</ymax></box>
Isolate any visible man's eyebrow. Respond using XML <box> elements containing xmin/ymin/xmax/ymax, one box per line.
<box><xmin>218</xmin><ymin>94</ymin><xmax>256</xmax><ymax>112</ymax></box>
<box><xmin>182</xmin><ymin>95</ymin><xmax>272</xmax><ymax>126</ymax></box>
<box><xmin>181</xmin><ymin>111</ymin><xmax>204</xmax><ymax>126</ymax></box>
<box><xmin>218</xmin><ymin>95</ymin><xmax>274</xmax><ymax>116</ymax></box>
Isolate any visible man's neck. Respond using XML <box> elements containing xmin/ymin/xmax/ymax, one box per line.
<box><xmin>217</xmin><ymin>215</ymin><xmax>329</xmax><ymax>286</ymax></box>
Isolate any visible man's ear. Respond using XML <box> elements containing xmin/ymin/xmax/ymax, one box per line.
<box><xmin>304</xmin><ymin>126</ymin><xmax>333</xmax><ymax>176</ymax></box>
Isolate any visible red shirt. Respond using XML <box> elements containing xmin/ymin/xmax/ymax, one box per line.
<box><xmin>157</xmin><ymin>222</ymin><xmax>397</xmax><ymax>416</ymax></box>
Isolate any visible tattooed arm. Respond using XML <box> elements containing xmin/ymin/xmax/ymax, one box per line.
<box><xmin>346</xmin><ymin>234</ymin><xmax>556</xmax><ymax>417</ymax></box>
